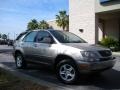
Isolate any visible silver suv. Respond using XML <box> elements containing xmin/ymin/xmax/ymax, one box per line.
<box><xmin>13</xmin><ymin>30</ymin><xmax>116</xmax><ymax>84</ymax></box>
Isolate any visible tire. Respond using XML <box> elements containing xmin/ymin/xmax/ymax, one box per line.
<box><xmin>15</xmin><ymin>53</ymin><xmax>27</xmax><ymax>69</ymax></box>
<box><xmin>56</xmin><ymin>59</ymin><xmax>79</xmax><ymax>84</ymax></box>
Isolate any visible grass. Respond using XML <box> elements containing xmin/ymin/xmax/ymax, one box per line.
<box><xmin>0</xmin><ymin>69</ymin><xmax>50</xmax><ymax>90</ymax></box>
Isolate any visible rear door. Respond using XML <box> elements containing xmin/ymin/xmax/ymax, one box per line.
<box><xmin>34</xmin><ymin>31</ymin><xmax>55</xmax><ymax>64</ymax></box>
<box><xmin>22</xmin><ymin>31</ymin><xmax>38</xmax><ymax>62</ymax></box>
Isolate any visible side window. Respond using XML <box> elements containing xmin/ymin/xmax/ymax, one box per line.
<box><xmin>36</xmin><ymin>31</ymin><xmax>51</xmax><ymax>43</ymax></box>
<box><xmin>23</xmin><ymin>31</ymin><xmax>37</xmax><ymax>42</ymax></box>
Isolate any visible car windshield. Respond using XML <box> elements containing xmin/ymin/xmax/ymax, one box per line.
<box><xmin>50</xmin><ymin>30</ymin><xmax>87</xmax><ymax>43</ymax></box>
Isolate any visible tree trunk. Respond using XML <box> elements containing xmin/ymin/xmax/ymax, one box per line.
<box><xmin>63</xmin><ymin>26</ymin><xmax>65</xmax><ymax>31</ymax></box>
<box><xmin>66</xmin><ymin>26</ymin><xmax>69</xmax><ymax>31</ymax></box>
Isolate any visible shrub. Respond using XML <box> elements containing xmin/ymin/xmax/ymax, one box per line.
<box><xmin>100</xmin><ymin>37</ymin><xmax>118</xmax><ymax>47</ymax></box>
<box><xmin>100</xmin><ymin>37</ymin><xmax>120</xmax><ymax>51</ymax></box>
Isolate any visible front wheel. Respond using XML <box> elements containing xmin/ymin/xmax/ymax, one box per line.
<box><xmin>56</xmin><ymin>60</ymin><xmax>79</xmax><ymax>84</ymax></box>
<box><xmin>15</xmin><ymin>53</ymin><xmax>27</xmax><ymax>69</ymax></box>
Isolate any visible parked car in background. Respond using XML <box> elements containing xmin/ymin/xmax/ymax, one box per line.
<box><xmin>7</xmin><ymin>40</ymin><xmax>14</xmax><ymax>46</ymax></box>
<box><xmin>0</xmin><ymin>39</ymin><xmax>7</xmax><ymax>45</ymax></box>
<box><xmin>13</xmin><ymin>29</ymin><xmax>116</xmax><ymax>84</ymax></box>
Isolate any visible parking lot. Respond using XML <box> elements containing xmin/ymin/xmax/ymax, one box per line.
<box><xmin>0</xmin><ymin>45</ymin><xmax>120</xmax><ymax>90</ymax></box>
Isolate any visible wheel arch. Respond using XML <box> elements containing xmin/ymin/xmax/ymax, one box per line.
<box><xmin>14</xmin><ymin>50</ymin><xmax>24</xmax><ymax>59</ymax></box>
<box><xmin>54</xmin><ymin>54</ymin><xmax>77</xmax><ymax>68</ymax></box>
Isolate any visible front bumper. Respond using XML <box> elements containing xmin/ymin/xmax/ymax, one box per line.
<box><xmin>77</xmin><ymin>58</ymin><xmax>116</xmax><ymax>73</ymax></box>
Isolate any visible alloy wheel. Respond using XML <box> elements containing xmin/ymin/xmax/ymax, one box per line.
<box><xmin>16</xmin><ymin>55</ymin><xmax>22</xmax><ymax>67</ymax></box>
<box><xmin>59</xmin><ymin>64</ymin><xmax>75</xmax><ymax>82</ymax></box>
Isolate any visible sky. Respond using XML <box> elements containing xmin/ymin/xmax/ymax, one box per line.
<box><xmin>0</xmin><ymin>0</ymin><xmax>68</xmax><ymax>39</ymax></box>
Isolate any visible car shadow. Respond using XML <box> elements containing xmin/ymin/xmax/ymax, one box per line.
<box><xmin>1</xmin><ymin>62</ymin><xmax>55</xmax><ymax>75</ymax></box>
<box><xmin>1</xmin><ymin>62</ymin><xmax>120</xmax><ymax>89</ymax></box>
<box><xmin>69</xmin><ymin>69</ymin><xmax>120</xmax><ymax>90</ymax></box>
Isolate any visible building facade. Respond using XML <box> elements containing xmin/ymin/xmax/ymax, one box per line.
<box><xmin>47</xmin><ymin>20</ymin><xmax>62</xmax><ymax>30</ymax></box>
<box><xmin>69</xmin><ymin>0</ymin><xmax>120</xmax><ymax>44</ymax></box>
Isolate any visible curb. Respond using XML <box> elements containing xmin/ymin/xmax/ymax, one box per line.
<box><xmin>0</xmin><ymin>63</ymin><xmax>73</xmax><ymax>90</ymax></box>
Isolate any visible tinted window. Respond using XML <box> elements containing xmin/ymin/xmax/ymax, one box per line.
<box><xmin>36</xmin><ymin>31</ymin><xmax>51</xmax><ymax>43</ymax></box>
<box><xmin>50</xmin><ymin>30</ymin><xmax>86</xmax><ymax>43</ymax></box>
<box><xmin>24</xmin><ymin>31</ymin><xmax>37</xmax><ymax>42</ymax></box>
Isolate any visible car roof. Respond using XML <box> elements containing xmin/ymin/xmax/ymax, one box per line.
<box><xmin>30</xmin><ymin>29</ymin><xmax>62</xmax><ymax>32</ymax></box>
<box><xmin>18</xmin><ymin>29</ymin><xmax>63</xmax><ymax>37</ymax></box>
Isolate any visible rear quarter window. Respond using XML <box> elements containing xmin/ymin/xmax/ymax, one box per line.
<box><xmin>16</xmin><ymin>32</ymin><xmax>28</xmax><ymax>41</ymax></box>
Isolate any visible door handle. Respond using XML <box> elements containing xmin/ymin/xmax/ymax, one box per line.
<box><xmin>33</xmin><ymin>43</ymin><xmax>38</xmax><ymax>47</ymax></box>
<box><xmin>20</xmin><ymin>43</ymin><xmax>24</xmax><ymax>47</ymax></box>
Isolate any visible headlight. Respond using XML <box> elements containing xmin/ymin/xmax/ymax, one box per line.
<box><xmin>81</xmin><ymin>51</ymin><xmax>99</xmax><ymax>62</ymax></box>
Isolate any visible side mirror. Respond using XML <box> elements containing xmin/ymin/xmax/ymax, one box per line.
<box><xmin>42</xmin><ymin>37</ymin><xmax>52</xmax><ymax>44</ymax></box>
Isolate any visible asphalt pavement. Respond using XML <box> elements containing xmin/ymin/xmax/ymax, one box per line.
<box><xmin>0</xmin><ymin>45</ymin><xmax>120</xmax><ymax>90</ymax></box>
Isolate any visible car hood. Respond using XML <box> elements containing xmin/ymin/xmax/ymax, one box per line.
<box><xmin>63</xmin><ymin>43</ymin><xmax>109</xmax><ymax>51</ymax></box>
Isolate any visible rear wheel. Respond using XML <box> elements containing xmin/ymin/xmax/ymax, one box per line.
<box><xmin>56</xmin><ymin>59</ymin><xmax>79</xmax><ymax>84</ymax></box>
<box><xmin>15</xmin><ymin>53</ymin><xmax>27</xmax><ymax>69</ymax></box>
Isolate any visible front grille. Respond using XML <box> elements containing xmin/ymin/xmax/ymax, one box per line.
<box><xmin>98</xmin><ymin>50</ymin><xmax>112</xmax><ymax>57</ymax></box>
<box><xmin>100</xmin><ymin>57</ymin><xmax>112</xmax><ymax>61</ymax></box>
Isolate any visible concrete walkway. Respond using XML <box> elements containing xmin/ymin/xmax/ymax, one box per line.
<box><xmin>113</xmin><ymin>52</ymin><xmax>120</xmax><ymax>57</ymax></box>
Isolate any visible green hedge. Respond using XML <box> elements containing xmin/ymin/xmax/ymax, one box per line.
<box><xmin>99</xmin><ymin>37</ymin><xmax>120</xmax><ymax>51</ymax></box>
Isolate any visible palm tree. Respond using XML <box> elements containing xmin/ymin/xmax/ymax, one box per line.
<box><xmin>66</xmin><ymin>15</ymin><xmax>69</xmax><ymax>31</ymax></box>
<box><xmin>27</xmin><ymin>19</ymin><xmax>39</xmax><ymax>30</ymax></box>
<box><xmin>38</xmin><ymin>20</ymin><xmax>50</xmax><ymax>29</ymax></box>
<box><xmin>56</xmin><ymin>11</ymin><xmax>69</xmax><ymax>31</ymax></box>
